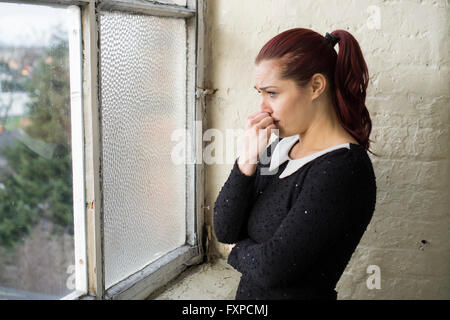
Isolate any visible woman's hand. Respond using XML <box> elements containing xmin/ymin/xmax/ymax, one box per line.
<box><xmin>237</xmin><ymin>111</ymin><xmax>276</xmax><ymax>176</ymax></box>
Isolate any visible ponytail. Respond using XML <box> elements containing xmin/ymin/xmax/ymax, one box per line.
<box><xmin>331</xmin><ymin>30</ymin><xmax>377</xmax><ymax>156</ymax></box>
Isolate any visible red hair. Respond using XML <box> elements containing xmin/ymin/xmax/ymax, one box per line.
<box><xmin>255</xmin><ymin>28</ymin><xmax>377</xmax><ymax>156</ymax></box>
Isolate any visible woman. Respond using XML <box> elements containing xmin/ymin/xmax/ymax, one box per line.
<box><xmin>213</xmin><ymin>28</ymin><xmax>377</xmax><ymax>300</ymax></box>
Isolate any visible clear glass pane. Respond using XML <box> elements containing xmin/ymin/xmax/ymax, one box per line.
<box><xmin>0</xmin><ymin>3</ymin><xmax>75</xmax><ymax>299</ymax></box>
<box><xmin>100</xmin><ymin>11</ymin><xmax>187</xmax><ymax>288</ymax></box>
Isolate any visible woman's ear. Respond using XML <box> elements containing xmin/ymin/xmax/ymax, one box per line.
<box><xmin>310</xmin><ymin>73</ymin><xmax>327</xmax><ymax>100</ymax></box>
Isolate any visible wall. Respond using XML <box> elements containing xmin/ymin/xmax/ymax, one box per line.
<box><xmin>204</xmin><ymin>0</ymin><xmax>450</xmax><ymax>299</ymax></box>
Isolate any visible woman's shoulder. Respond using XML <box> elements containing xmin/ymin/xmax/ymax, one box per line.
<box><xmin>307</xmin><ymin>143</ymin><xmax>376</xmax><ymax>187</ymax></box>
<box><xmin>299</xmin><ymin>145</ymin><xmax>376</xmax><ymax>227</ymax></box>
<box><xmin>309</xmin><ymin>144</ymin><xmax>377</xmax><ymax>214</ymax></box>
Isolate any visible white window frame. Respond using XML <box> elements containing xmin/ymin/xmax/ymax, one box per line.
<box><xmin>4</xmin><ymin>0</ymin><xmax>206</xmax><ymax>300</ymax></box>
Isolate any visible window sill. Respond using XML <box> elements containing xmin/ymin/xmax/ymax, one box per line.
<box><xmin>146</xmin><ymin>259</ymin><xmax>241</xmax><ymax>300</ymax></box>
<box><xmin>62</xmin><ymin>290</ymin><xmax>89</xmax><ymax>300</ymax></box>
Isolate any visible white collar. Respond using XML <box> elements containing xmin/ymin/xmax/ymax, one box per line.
<box><xmin>269</xmin><ymin>134</ymin><xmax>351</xmax><ymax>179</ymax></box>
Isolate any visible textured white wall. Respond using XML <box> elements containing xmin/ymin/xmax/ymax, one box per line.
<box><xmin>204</xmin><ymin>0</ymin><xmax>450</xmax><ymax>299</ymax></box>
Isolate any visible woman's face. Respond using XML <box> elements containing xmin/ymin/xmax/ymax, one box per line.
<box><xmin>253</xmin><ymin>59</ymin><xmax>315</xmax><ymax>138</ymax></box>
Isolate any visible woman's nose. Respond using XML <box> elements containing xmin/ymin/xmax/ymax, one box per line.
<box><xmin>259</xmin><ymin>98</ymin><xmax>272</xmax><ymax>114</ymax></box>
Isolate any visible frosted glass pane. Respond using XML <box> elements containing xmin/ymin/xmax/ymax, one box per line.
<box><xmin>100</xmin><ymin>11</ymin><xmax>187</xmax><ymax>289</ymax></box>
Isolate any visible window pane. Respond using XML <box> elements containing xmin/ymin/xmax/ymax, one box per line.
<box><xmin>0</xmin><ymin>3</ymin><xmax>75</xmax><ymax>299</ymax></box>
<box><xmin>100</xmin><ymin>11</ymin><xmax>187</xmax><ymax>288</ymax></box>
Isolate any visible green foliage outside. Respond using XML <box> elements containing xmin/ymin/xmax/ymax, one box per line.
<box><xmin>0</xmin><ymin>33</ymin><xmax>73</xmax><ymax>251</ymax></box>
<box><xmin>3</xmin><ymin>116</ymin><xmax>20</xmax><ymax>131</ymax></box>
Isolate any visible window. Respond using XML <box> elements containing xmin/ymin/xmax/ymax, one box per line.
<box><xmin>0</xmin><ymin>2</ymin><xmax>86</xmax><ymax>299</ymax></box>
<box><xmin>0</xmin><ymin>0</ymin><xmax>204</xmax><ymax>300</ymax></box>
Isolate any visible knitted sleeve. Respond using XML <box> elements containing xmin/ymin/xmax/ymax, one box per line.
<box><xmin>213</xmin><ymin>158</ymin><xmax>259</xmax><ymax>244</ymax></box>
<box><xmin>227</xmin><ymin>155</ymin><xmax>361</xmax><ymax>288</ymax></box>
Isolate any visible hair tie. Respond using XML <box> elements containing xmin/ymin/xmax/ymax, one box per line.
<box><xmin>325</xmin><ymin>32</ymin><xmax>339</xmax><ymax>47</ymax></box>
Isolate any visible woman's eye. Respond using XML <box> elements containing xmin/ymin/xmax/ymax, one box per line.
<box><xmin>268</xmin><ymin>92</ymin><xmax>277</xmax><ymax>97</ymax></box>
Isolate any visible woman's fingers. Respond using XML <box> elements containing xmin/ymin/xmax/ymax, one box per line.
<box><xmin>248</xmin><ymin>111</ymin><xmax>269</xmax><ymax>122</ymax></box>
<box><xmin>240</xmin><ymin>111</ymin><xmax>275</xmax><ymax>167</ymax></box>
<box><xmin>246</xmin><ymin>112</ymin><xmax>267</xmax><ymax>128</ymax></box>
<box><xmin>256</xmin><ymin>115</ymin><xmax>274</xmax><ymax>129</ymax></box>
<box><xmin>248</xmin><ymin>112</ymin><xmax>270</xmax><ymax>125</ymax></box>
<box><xmin>247</xmin><ymin>110</ymin><xmax>261</xmax><ymax>120</ymax></box>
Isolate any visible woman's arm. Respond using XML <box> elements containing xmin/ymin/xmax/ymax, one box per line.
<box><xmin>213</xmin><ymin>158</ymin><xmax>259</xmax><ymax>244</ymax></box>
<box><xmin>227</xmin><ymin>155</ymin><xmax>366</xmax><ymax>288</ymax></box>
<box><xmin>213</xmin><ymin>136</ymin><xmax>282</xmax><ymax>245</ymax></box>
<box><xmin>213</xmin><ymin>111</ymin><xmax>277</xmax><ymax>245</ymax></box>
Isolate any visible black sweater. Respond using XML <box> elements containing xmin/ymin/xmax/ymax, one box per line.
<box><xmin>213</xmin><ymin>137</ymin><xmax>377</xmax><ymax>300</ymax></box>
